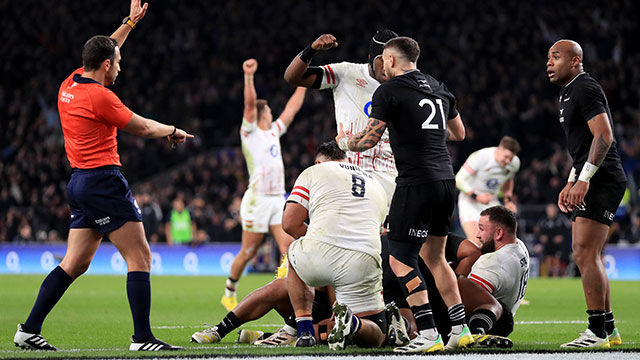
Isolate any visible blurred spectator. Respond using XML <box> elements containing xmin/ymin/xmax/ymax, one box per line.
<box><xmin>165</xmin><ymin>197</ymin><xmax>198</xmax><ymax>246</ymax></box>
<box><xmin>137</xmin><ymin>193</ymin><xmax>163</xmax><ymax>243</ymax></box>
<box><xmin>534</xmin><ymin>204</ymin><xmax>572</xmax><ymax>277</ymax></box>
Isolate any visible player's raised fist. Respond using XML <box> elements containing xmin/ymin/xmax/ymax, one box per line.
<box><xmin>243</xmin><ymin>59</ymin><xmax>258</xmax><ymax>74</ymax></box>
<box><xmin>312</xmin><ymin>34</ymin><xmax>339</xmax><ymax>51</ymax></box>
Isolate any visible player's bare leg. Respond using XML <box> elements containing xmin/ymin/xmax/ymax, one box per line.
<box><xmin>461</xmin><ymin>221</ymin><xmax>481</xmax><ymax>247</ymax></box>
<box><xmin>223</xmin><ymin>230</ymin><xmax>264</xmax><ymax>310</ymax></box>
<box><xmin>286</xmin><ymin>263</ymin><xmax>316</xmax><ymax>346</ymax></box>
<box><xmin>561</xmin><ymin>217</ymin><xmax>611</xmax><ymax>347</ymax></box>
<box><xmin>109</xmin><ymin>222</ymin><xmax>151</xmax><ymax>272</ymax></box>
<box><xmin>351</xmin><ymin>310</ymin><xmax>386</xmax><ymax>348</ymax></box>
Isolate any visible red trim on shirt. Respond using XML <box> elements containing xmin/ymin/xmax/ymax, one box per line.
<box><xmin>275</xmin><ymin>120</ymin><xmax>282</xmax><ymax>132</ymax></box>
<box><xmin>290</xmin><ymin>191</ymin><xmax>309</xmax><ymax>201</ymax></box>
<box><xmin>469</xmin><ymin>274</ymin><xmax>495</xmax><ymax>292</ymax></box>
<box><xmin>293</xmin><ymin>185</ymin><xmax>309</xmax><ymax>194</ymax></box>
<box><xmin>327</xmin><ymin>65</ymin><xmax>336</xmax><ymax>84</ymax></box>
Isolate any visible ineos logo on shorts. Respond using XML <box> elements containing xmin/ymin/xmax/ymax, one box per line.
<box><xmin>408</xmin><ymin>228</ymin><xmax>428</xmax><ymax>238</ymax></box>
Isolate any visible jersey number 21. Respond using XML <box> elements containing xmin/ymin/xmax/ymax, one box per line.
<box><xmin>419</xmin><ymin>98</ymin><xmax>446</xmax><ymax>130</ymax></box>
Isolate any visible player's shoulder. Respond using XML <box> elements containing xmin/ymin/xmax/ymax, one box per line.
<box><xmin>573</xmin><ymin>72</ymin><xmax>603</xmax><ymax>93</ymax></box>
<box><xmin>322</xmin><ymin>61</ymin><xmax>365</xmax><ymax>74</ymax></box>
<box><xmin>510</xmin><ymin>155</ymin><xmax>521</xmax><ymax>170</ymax></box>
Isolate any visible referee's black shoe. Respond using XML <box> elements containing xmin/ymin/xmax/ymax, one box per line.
<box><xmin>129</xmin><ymin>335</ymin><xmax>183</xmax><ymax>351</ymax></box>
<box><xmin>14</xmin><ymin>324</ymin><xmax>57</xmax><ymax>351</ymax></box>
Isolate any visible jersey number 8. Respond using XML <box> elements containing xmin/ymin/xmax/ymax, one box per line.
<box><xmin>419</xmin><ymin>98</ymin><xmax>446</xmax><ymax>130</ymax></box>
<box><xmin>351</xmin><ymin>174</ymin><xmax>366</xmax><ymax>197</ymax></box>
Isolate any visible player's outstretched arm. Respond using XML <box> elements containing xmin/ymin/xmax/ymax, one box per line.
<box><xmin>278</xmin><ymin>87</ymin><xmax>307</xmax><ymax>128</ymax></box>
<box><xmin>110</xmin><ymin>0</ymin><xmax>148</xmax><ymax>47</ymax></box>
<box><xmin>123</xmin><ymin>112</ymin><xmax>194</xmax><ymax>144</ymax></box>
<box><xmin>284</xmin><ymin>34</ymin><xmax>338</xmax><ymax>87</ymax></box>
<box><xmin>336</xmin><ymin>118</ymin><xmax>386</xmax><ymax>153</ymax></box>
<box><xmin>243</xmin><ymin>59</ymin><xmax>259</xmax><ymax>123</ymax></box>
<box><xmin>567</xmin><ymin>113</ymin><xmax>614</xmax><ymax>208</ymax></box>
<box><xmin>446</xmin><ymin>114</ymin><xmax>465</xmax><ymax>141</ymax></box>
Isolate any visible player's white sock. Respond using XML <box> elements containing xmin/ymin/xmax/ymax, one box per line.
<box><xmin>225</xmin><ymin>278</ymin><xmax>238</xmax><ymax>298</ymax></box>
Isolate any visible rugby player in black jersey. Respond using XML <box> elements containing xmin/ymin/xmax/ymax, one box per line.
<box><xmin>547</xmin><ymin>39</ymin><xmax>626</xmax><ymax>348</ymax></box>
<box><xmin>336</xmin><ymin>36</ymin><xmax>469</xmax><ymax>353</ymax></box>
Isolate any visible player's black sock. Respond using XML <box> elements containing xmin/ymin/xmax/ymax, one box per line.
<box><xmin>216</xmin><ymin>312</ymin><xmax>241</xmax><ymax>338</ymax></box>
<box><xmin>24</xmin><ymin>266</ymin><xmax>73</xmax><ymax>334</ymax></box>
<box><xmin>587</xmin><ymin>310</ymin><xmax>606</xmax><ymax>339</ymax></box>
<box><xmin>127</xmin><ymin>271</ymin><xmax>153</xmax><ymax>341</ymax></box>
<box><xmin>448</xmin><ymin>303</ymin><xmax>467</xmax><ymax>328</ymax></box>
<box><xmin>469</xmin><ymin>308</ymin><xmax>497</xmax><ymax>335</ymax></box>
<box><xmin>604</xmin><ymin>311</ymin><xmax>615</xmax><ymax>335</ymax></box>
<box><xmin>285</xmin><ymin>312</ymin><xmax>297</xmax><ymax>328</ymax></box>
<box><xmin>411</xmin><ymin>303</ymin><xmax>436</xmax><ymax>332</ymax></box>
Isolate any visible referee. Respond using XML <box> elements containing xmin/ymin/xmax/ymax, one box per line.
<box><xmin>547</xmin><ymin>40</ymin><xmax>626</xmax><ymax>348</ymax></box>
<box><xmin>336</xmin><ymin>36</ymin><xmax>470</xmax><ymax>353</ymax></box>
<box><xmin>13</xmin><ymin>0</ymin><xmax>190</xmax><ymax>352</ymax></box>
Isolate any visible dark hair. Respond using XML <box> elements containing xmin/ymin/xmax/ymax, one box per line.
<box><xmin>315</xmin><ymin>141</ymin><xmax>346</xmax><ymax>161</ymax></box>
<box><xmin>499</xmin><ymin>136</ymin><xmax>521</xmax><ymax>154</ymax></box>
<box><xmin>256</xmin><ymin>99</ymin><xmax>268</xmax><ymax>119</ymax></box>
<box><xmin>480</xmin><ymin>205</ymin><xmax>517</xmax><ymax>234</ymax></box>
<box><xmin>82</xmin><ymin>35</ymin><xmax>118</xmax><ymax>71</ymax></box>
<box><xmin>384</xmin><ymin>37</ymin><xmax>420</xmax><ymax>63</ymax></box>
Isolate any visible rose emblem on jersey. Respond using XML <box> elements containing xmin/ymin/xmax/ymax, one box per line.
<box><xmin>486</xmin><ymin>178</ymin><xmax>499</xmax><ymax>189</ymax></box>
<box><xmin>270</xmin><ymin>144</ymin><xmax>279</xmax><ymax>158</ymax></box>
<box><xmin>356</xmin><ymin>78</ymin><xmax>368</xmax><ymax>88</ymax></box>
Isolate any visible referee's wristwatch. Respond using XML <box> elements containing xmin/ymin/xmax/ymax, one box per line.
<box><xmin>122</xmin><ymin>16</ymin><xmax>136</xmax><ymax>29</ymax></box>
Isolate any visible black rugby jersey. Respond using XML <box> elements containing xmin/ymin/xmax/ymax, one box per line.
<box><xmin>558</xmin><ymin>72</ymin><xmax>626</xmax><ymax>183</ymax></box>
<box><xmin>370</xmin><ymin>70</ymin><xmax>458</xmax><ymax>185</ymax></box>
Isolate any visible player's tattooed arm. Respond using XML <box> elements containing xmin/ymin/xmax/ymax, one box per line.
<box><xmin>346</xmin><ymin>118</ymin><xmax>387</xmax><ymax>152</ymax></box>
<box><xmin>586</xmin><ymin>113</ymin><xmax>614</xmax><ymax>166</ymax></box>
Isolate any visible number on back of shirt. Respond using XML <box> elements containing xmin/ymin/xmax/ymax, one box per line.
<box><xmin>351</xmin><ymin>174</ymin><xmax>366</xmax><ymax>197</ymax></box>
<box><xmin>419</xmin><ymin>98</ymin><xmax>446</xmax><ymax>130</ymax></box>
<box><xmin>516</xmin><ymin>269</ymin><xmax>528</xmax><ymax>303</ymax></box>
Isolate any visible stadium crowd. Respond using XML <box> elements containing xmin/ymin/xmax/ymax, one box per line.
<box><xmin>1</xmin><ymin>0</ymin><xmax>639</xmax><ymax>277</ymax></box>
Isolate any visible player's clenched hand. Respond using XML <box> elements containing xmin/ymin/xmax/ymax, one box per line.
<box><xmin>243</xmin><ymin>59</ymin><xmax>258</xmax><ymax>75</ymax></box>
<box><xmin>567</xmin><ymin>180</ymin><xmax>589</xmax><ymax>211</ymax></box>
<box><xmin>312</xmin><ymin>34</ymin><xmax>339</xmax><ymax>51</ymax></box>
<box><xmin>129</xmin><ymin>0</ymin><xmax>148</xmax><ymax>23</ymax></box>
<box><xmin>557</xmin><ymin>182</ymin><xmax>573</xmax><ymax>213</ymax></box>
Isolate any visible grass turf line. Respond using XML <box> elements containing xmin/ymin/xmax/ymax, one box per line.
<box><xmin>0</xmin><ymin>274</ymin><xmax>638</xmax><ymax>358</ymax></box>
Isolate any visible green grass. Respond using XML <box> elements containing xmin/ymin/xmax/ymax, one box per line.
<box><xmin>0</xmin><ymin>274</ymin><xmax>638</xmax><ymax>358</ymax></box>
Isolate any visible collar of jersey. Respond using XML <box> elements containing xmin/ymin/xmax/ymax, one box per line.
<box><xmin>73</xmin><ymin>74</ymin><xmax>103</xmax><ymax>86</ymax></box>
<box><xmin>563</xmin><ymin>71</ymin><xmax>585</xmax><ymax>88</ymax></box>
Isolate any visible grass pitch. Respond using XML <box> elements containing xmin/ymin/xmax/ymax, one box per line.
<box><xmin>0</xmin><ymin>274</ymin><xmax>638</xmax><ymax>358</ymax></box>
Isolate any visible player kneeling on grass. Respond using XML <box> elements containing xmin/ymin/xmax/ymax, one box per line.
<box><xmin>283</xmin><ymin>141</ymin><xmax>389</xmax><ymax>349</ymax></box>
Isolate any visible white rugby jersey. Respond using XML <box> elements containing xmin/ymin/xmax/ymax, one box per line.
<box><xmin>287</xmin><ymin>161</ymin><xmax>387</xmax><ymax>262</ymax></box>
<box><xmin>319</xmin><ymin>62</ymin><xmax>397</xmax><ymax>175</ymax></box>
<box><xmin>459</xmin><ymin>147</ymin><xmax>520</xmax><ymax>197</ymax></box>
<box><xmin>240</xmin><ymin>118</ymin><xmax>287</xmax><ymax>195</ymax></box>
<box><xmin>468</xmin><ymin>239</ymin><xmax>530</xmax><ymax>315</ymax></box>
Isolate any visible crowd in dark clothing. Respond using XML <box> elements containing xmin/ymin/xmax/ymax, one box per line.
<box><xmin>2</xmin><ymin>1</ymin><xmax>639</xmax><ymax>273</ymax></box>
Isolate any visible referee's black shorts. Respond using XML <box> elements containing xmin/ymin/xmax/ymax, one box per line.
<box><xmin>572</xmin><ymin>179</ymin><xmax>626</xmax><ymax>226</ymax></box>
<box><xmin>387</xmin><ymin>179</ymin><xmax>456</xmax><ymax>242</ymax></box>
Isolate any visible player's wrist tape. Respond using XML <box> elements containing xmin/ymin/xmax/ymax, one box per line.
<box><xmin>470</xmin><ymin>192</ymin><xmax>478</xmax><ymax>200</ymax></box>
<box><xmin>169</xmin><ymin>126</ymin><xmax>176</xmax><ymax>137</ymax></box>
<box><xmin>122</xmin><ymin>16</ymin><xmax>136</xmax><ymax>29</ymax></box>
<box><xmin>298</xmin><ymin>44</ymin><xmax>317</xmax><ymax>63</ymax></box>
<box><xmin>338</xmin><ymin>137</ymin><xmax>350</xmax><ymax>151</ymax></box>
<box><xmin>568</xmin><ymin>167</ymin><xmax>577</xmax><ymax>183</ymax></box>
<box><xmin>578</xmin><ymin>162</ymin><xmax>598</xmax><ymax>183</ymax></box>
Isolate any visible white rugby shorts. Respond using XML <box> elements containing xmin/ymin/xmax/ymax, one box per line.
<box><xmin>240</xmin><ymin>189</ymin><xmax>285</xmax><ymax>233</ymax></box>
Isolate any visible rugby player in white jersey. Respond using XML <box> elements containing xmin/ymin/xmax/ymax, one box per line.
<box><xmin>466</xmin><ymin>205</ymin><xmax>529</xmax><ymax>343</ymax></box>
<box><xmin>284</xmin><ymin>29</ymin><xmax>399</xmax><ymax>208</ymax></box>
<box><xmin>220</xmin><ymin>59</ymin><xmax>306</xmax><ymax>311</ymax></box>
<box><xmin>456</xmin><ymin>137</ymin><xmax>521</xmax><ymax>243</ymax></box>
<box><xmin>283</xmin><ymin>141</ymin><xmax>389</xmax><ymax>349</ymax></box>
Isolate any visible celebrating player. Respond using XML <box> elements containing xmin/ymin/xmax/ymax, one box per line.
<box><xmin>456</xmin><ymin>137</ymin><xmax>521</xmax><ymax>243</ymax></box>
<box><xmin>336</xmin><ymin>36</ymin><xmax>469</xmax><ymax>353</ymax></box>
<box><xmin>13</xmin><ymin>0</ymin><xmax>190</xmax><ymax>351</ymax></box>
<box><xmin>220</xmin><ymin>59</ymin><xmax>307</xmax><ymax>311</ymax></box>
<box><xmin>546</xmin><ymin>40</ymin><xmax>626</xmax><ymax>348</ymax></box>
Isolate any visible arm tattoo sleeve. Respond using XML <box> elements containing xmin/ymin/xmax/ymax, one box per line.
<box><xmin>347</xmin><ymin>118</ymin><xmax>387</xmax><ymax>152</ymax></box>
<box><xmin>588</xmin><ymin>134</ymin><xmax>611</xmax><ymax>166</ymax></box>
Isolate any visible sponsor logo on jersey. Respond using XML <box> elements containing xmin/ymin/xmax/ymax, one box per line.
<box><xmin>270</xmin><ymin>144</ymin><xmax>279</xmax><ymax>158</ymax></box>
<box><xmin>486</xmin><ymin>178</ymin><xmax>500</xmax><ymax>189</ymax></box>
<box><xmin>364</xmin><ymin>101</ymin><xmax>372</xmax><ymax>117</ymax></box>
<box><xmin>356</xmin><ymin>78</ymin><xmax>368</xmax><ymax>88</ymax></box>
